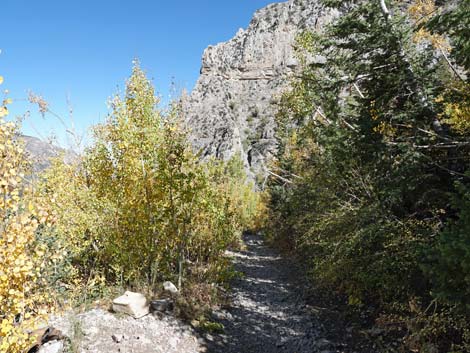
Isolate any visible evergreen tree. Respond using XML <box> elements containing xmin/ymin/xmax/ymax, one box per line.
<box><xmin>268</xmin><ymin>0</ymin><xmax>470</xmax><ymax>350</ymax></box>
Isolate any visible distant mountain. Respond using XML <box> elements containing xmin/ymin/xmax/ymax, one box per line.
<box><xmin>21</xmin><ymin>135</ymin><xmax>73</xmax><ymax>172</ymax></box>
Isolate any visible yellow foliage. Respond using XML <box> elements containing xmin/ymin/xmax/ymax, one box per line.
<box><xmin>42</xmin><ymin>64</ymin><xmax>263</xmax><ymax>296</ymax></box>
<box><xmin>438</xmin><ymin>83</ymin><xmax>470</xmax><ymax>135</ymax></box>
<box><xmin>0</xmin><ymin>86</ymin><xmax>53</xmax><ymax>352</ymax></box>
<box><xmin>408</xmin><ymin>0</ymin><xmax>451</xmax><ymax>52</ymax></box>
<box><xmin>408</xmin><ymin>0</ymin><xmax>435</xmax><ymax>23</ymax></box>
<box><xmin>373</xmin><ymin>121</ymin><xmax>397</xmax><ymax>137</ymax></box>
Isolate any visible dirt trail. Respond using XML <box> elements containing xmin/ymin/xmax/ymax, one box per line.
<box><xmin>43</xmin><ymin>234</ymin><xmax>356</xmax><ymax>353</ymax></box>
<box><xmin>201</xmin><ymin>233</ymin><xmax>332</xmax><ymax>353</ymax></box>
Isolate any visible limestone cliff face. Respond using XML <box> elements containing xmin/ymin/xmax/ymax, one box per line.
<box><xmin>183</xmin><ymin>0</ymin><xmax>334</xmax><ymax>179</ymax></box>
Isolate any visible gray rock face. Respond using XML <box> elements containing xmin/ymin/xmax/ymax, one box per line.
<box><xmin>183</xmin><ymin>0</ymin><xmax>334</xmax><ymax>179</ymax></box>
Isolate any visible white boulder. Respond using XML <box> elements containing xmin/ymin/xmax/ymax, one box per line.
<box><xmin>112</xmin><ymin>291</ymin><xmax>149</xmax><ymax>319</ymax></box>
<box><xmin>163</xmin><ymin>281</ymin><xmax>179</xmax><ymax>295</ymax></box>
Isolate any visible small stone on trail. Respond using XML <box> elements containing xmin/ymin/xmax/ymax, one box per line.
<box><xmin>37</xmin><ymin>340</ymin><xmax>63</xmax><ymax>353</ymax></box>
<box><xmin>163</xmin><ymin>281</ymin><xmax>179</xmax><ymax>295</ymax></box>
<box><xmin>112</xmin><ymin>291</ymin><xmax>150</xmax><ymax>319</ymax></box>
<box><xmin>31</xmin><ymin>326</ymin><xmax>64</xmax><ymax>353</ymax></box>
<box><xmin>150</xmin><ymin>298</ymin><xmax>173</xmax><ymax>312</ymax></box>
<box><xmin>112</xmin><ymin>334</ymin><xmax>124</xmax><ymax>343</ymax></box>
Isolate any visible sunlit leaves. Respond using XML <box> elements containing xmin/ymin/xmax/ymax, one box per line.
<box><xmin>0</xmin><ymin>104</ymin><xmax>53</xmax><ymax>352</ymax></box>
<box><xmin>43</xmin><ymin>63</ymin><xmax>262</xmax><ymax>297</ymax></box>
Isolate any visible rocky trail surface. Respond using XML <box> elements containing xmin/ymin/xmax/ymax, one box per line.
<box><xmin>200</xmin><ymin>233</ymin><xmax>338</xmax><ymax>353</ymax></box>
<box><xmin>40</xmin><ymin>234</ymin><xmax>363</xmax><ymax>353</ymax></box>
<box><xmin>43</xmin><ymin>309</ymin><xmax>203</xmax><ymax>353</ymax></box>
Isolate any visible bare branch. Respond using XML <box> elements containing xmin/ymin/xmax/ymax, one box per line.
<box><xmin>341</xmin><ymin>118</ymin><xmax>358</xmax><ymax>132</ymax></box>
<box><xmin>353</xmin><ymin>82</ymin><xmax>365</xmax><ymax>99</ymax></box>
<box><xmin>379</xmin><ymin>0</ymin><xmax>392</xmax><ymax>21</ymax></box>
<box><xmin>440</xmin><ymin>49</ymin><xmax>466</xmax><ymax>83</ymax></box>
<box><xmin>267</xmin><ymin>170</ymin><xmax>293</xmax><ymax>184</ymax></box>
<box><xmin>312</xmin><ymin>105</ymin><xmax>331</xmax><ymax>125</ymax></box>
<box><xmin>414</xmin><ymin>142</ymin><xmax>470</xmax><ymax>149</ymax></box>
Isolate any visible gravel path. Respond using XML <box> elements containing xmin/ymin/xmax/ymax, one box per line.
<box><xmin>202</xmin><ymin>233</ymin><xmax>330</xmax><ymax>353</ymax></box>
<box><xmin>46</xmin><ymin>309</ymin><xmax>203</xmax><ymax>353</ymax></box>
<box><xmin>41</xmin><ymin>234</ymin><xmax>343</xmax><ymax>353</ymax></box>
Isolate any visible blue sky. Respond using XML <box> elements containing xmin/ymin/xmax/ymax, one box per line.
<box><xmin>1</xmin><ymin>0</ymin><xmax>277</xmax><ymax>146</ymax></box>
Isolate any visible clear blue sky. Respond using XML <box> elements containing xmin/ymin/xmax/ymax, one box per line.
<box><xmin>1</xmin><ymin>0</ymin><xmax>277</xmax><ymax>145</ymax></box>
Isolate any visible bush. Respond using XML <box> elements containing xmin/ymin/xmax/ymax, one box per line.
<box><xmin>427</xmin><ymin>181</ymin><xmax>470</xmax><ymax>310</ymax></box>
<box><xmin>0</xmin><ymin>83</ymin><xmax>53</xmax><ymax>352</ymax></box>
<box><xmin>267</xmin><ymin>0</ymin><xmax>470</xmax><ymax>350</ymax></box>
<box><xmin>41</xmin><ymin>64</ymin><xmax>263</xmax><ymax>304</ymax></box>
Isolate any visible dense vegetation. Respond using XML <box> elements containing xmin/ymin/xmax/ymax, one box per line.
<box><xmin>0</xmin><ymin>80</ymin><xmax>56</xmax><ymax>352</ymax></box>
<box><xmin>0</xmin><ymin>66</ymin><xmax>263</xmax><ymax>352</ymax></box>
<box><xmin>2</xmin><ymin>1</ymin><xmax>469</xmax><ymax>352</ymax></box>
<box><xmin>268</xmin><ymin>0</ymin><xmax>470</xmax><ymax>351</ymax></box>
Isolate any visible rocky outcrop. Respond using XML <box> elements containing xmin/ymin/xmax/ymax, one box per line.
<box><xmin>183</xmin><ymin>0</ymin><xmax>335</xmax><ymax>179</ymax></box>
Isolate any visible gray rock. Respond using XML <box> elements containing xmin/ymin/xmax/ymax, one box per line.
<box><xmin>38</xmin><ymin>340</ymin><xmax>63</xmax><ymax>353</ymax></box>
<box><xmin>20</xmin><ymin>135</ymin><xmax>76</xmax><ymax>173</ymax></box>
<box><xmin>315</xmin><ymin>338</ymin><xmax>332</xmax><ymax>349</ymax></box>
<box><xmin>112</xmin><ymin>334</ymin><xmax>124</xmax><ymax>343</ymax></box>
<box><xmin>46</xmin><ymin>309</ymin><xmax>202</xmax><ymax>353</ymax></box>
<box><xmin>163</xmin><ymin>281</ymin><xmax>179</xmax><ymax>295</ymax></box>
<box><xmin>150</xmin><ymin>299</ymin><xmax>173</xmax><ymax>312</ymax></box>
<box><xmin>183</xmin><ymin>0</ymin><xmax>337</xmax><ymax>180</ymax></box>
<box><xmin>112</xmin><ymin>291</ymin><xmax>150</xmax><ymax>319</ymax></box>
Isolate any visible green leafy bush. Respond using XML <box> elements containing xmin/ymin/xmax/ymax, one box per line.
<box><xmin>41</xmin><ymin>64</ymin><xmax>263</xmax><ymax>305</ymax></box>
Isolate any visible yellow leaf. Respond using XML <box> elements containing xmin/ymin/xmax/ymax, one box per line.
<box><xmin>0</xmin><ymin>106</ymin><xmax>8</xmax><ymax>118</ymax></box>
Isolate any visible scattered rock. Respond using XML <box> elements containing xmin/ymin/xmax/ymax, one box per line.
<box><xmin>29</xmin><ymin>327</ymin><xmax>64</xmax><ymax>353</ymax></box>
<box><xmin>203</xmin><ymin>233</ymin><xmax>323</xmax><ymax>352</ymax></box>
<box><xmin>150</xmin><ymin>298</ymin><xmax>174</xmax><ymax>313</ymax></box>
<box><xmin>111</xmin><ymin>334</ymin><xmax>124</xmax><ymax>343</ymax></box>
<box><xmin>211</xmin><ymin>310</ymin><xmax>233</xmax><ymax>321</ymax></box>
<box><xmin>163</xmin><ymin>281</ymin><xmax>179</xmax><ymax>295</ymax></box>
<box><xmin>46</xmin><ymin>309</ymin><xmax>201</xmax><ymax>353</ymax></box>
<box><xmin>37</xmin><ymin>340</ymin><xmax>63</xmax><ymax>353</ymax></box>
<box><xmin>112</xmin><ymin>291</ymin><xmax>150</xmax><ymax>319</ymax></box>
<box><xmin>366</xmin><ymin>327</ymin><xmax>385</xmax><ymax>337</ymax></box>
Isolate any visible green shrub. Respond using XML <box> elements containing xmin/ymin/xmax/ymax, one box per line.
<box><xmin>427</xmin><ymin>181</ymin><xmax>470</xmax><ymax>310</ymax></box>
<box><xmin>41</xmin><ymin>64</ymin><xmax>263</xmax><ymax>303</ymax></box>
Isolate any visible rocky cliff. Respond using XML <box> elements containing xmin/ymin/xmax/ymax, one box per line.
<box><xmin>183</xmin><ymin>0</ymin><xmax>334</xmax><ymax>179</ymax></box>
